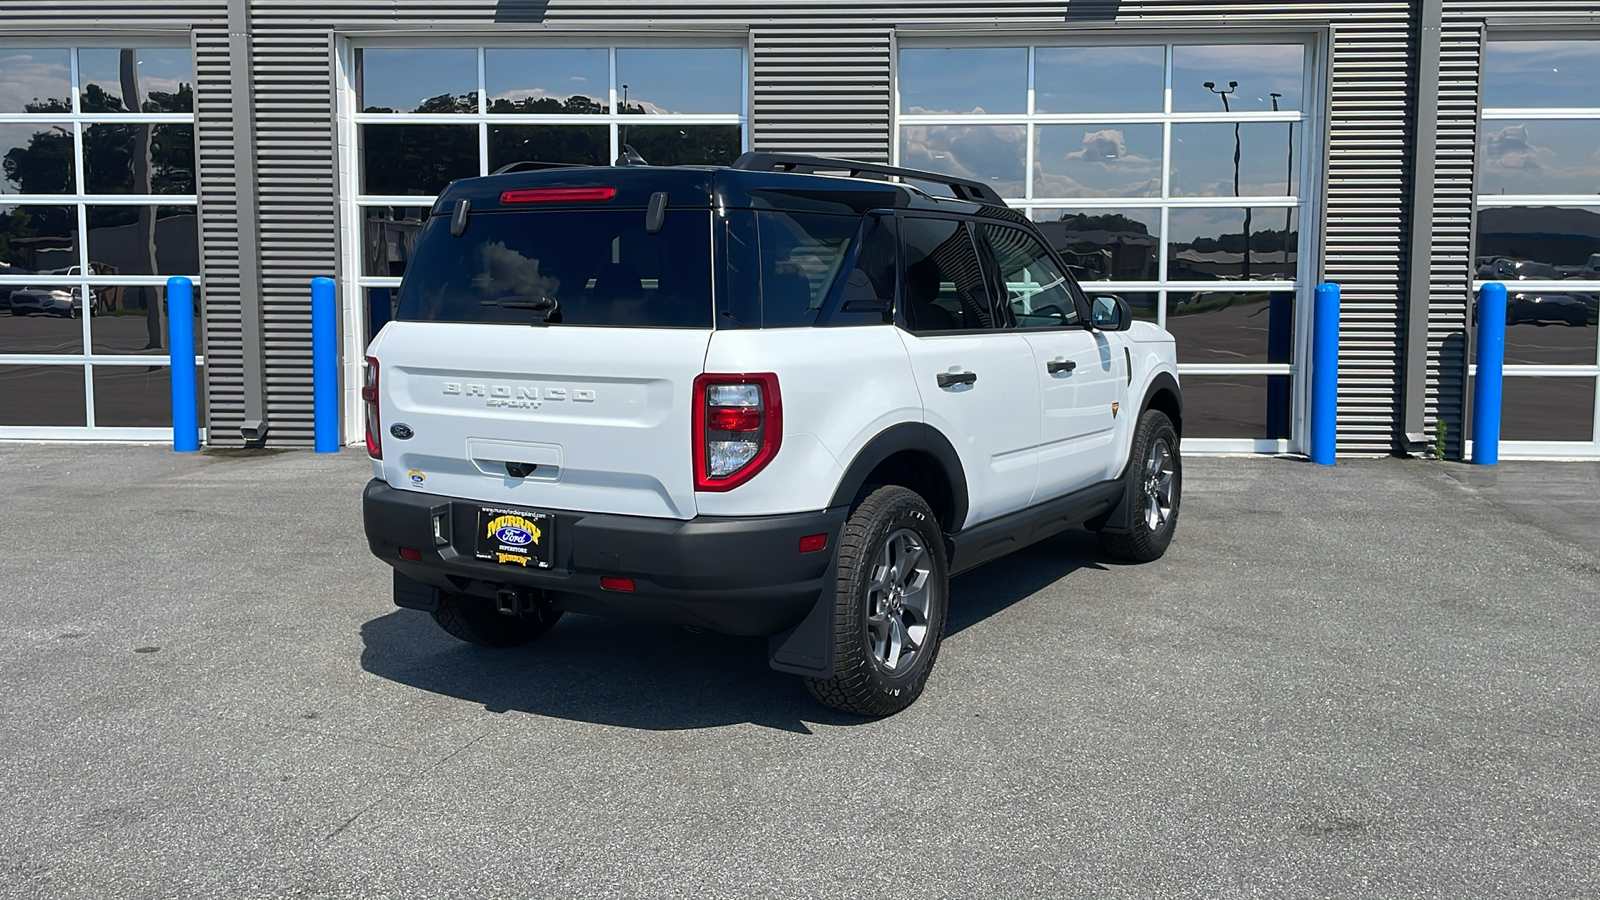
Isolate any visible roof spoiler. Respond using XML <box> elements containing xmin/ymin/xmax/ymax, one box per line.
<box><xmin>730</xmin><ymin>151</ymin><xmax>1007</xmax><ymax>208</ymax></box>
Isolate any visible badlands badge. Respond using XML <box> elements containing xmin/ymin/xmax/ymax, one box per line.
<box><xmin>476</xmin><ymin>508</ymin><xmax>553</xmax><ymax>568</ymax></box>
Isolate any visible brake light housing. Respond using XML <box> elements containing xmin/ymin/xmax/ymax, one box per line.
<box><xmin>693</xmin><ymin>373</ymin><xmax>781</xmax><ymax>492</ymax></box>
<box><xmin>500</xmin><ymin>187</ymin><xmax>617</xmax><ymax>205</ymax></box>
<box><xmin>362</xmin><ymin>355</ymin><xmax>381</xmax><ymax>459</ymax></box>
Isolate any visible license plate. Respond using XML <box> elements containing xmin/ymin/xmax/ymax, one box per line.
<box><xmin>475</xmin><ymin>506</ymin><xmax>554</xmax><ymax>569</ymax></box>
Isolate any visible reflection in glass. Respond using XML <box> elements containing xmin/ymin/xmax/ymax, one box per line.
<box><xmin>94</xmin><ymin>364</ymin><xmax>188</xmax><ymax>427</ymax></box>
<box><xmin>0</xmin><ymin>287</ymin><xmax>84</xmax><ymax>353</ymax></box>
<box><xmin>85</xmin><ymin>206</ymin><xmax>198</xmax><ymax>275</ymax></box>
<box><xmin>358</xmin><ymin>49</ymin><xmax>476</xmax><ymax>113</ymax></box>
<box><xmin>900</xmin><ymin>124</ymin><xmax>1026</xmax><ymax>198</ymax></box>
<box><xmin>0</xmin><ymin>365</ymin><xmax>86</xmax><ymax>425</ymax></box>
<box><xmin>366</xmin><ymin>287</ymin><xmax>398</xmax><ymax>344</ymax></box>
<box><xmin>1167</xmin><ymin>290</ymin><xmax>1295</xmax><ymax>364</ymax></box>
<box><xmin>1500</xmin><ymin>376</ymin><xmax>1596</xmax><ymax>442</ymax></box>
<box><xmin>1475</xmin><ymin>207</ymin><xmax>1600</xmax><ymax>273</ymax></box>
<box><xmin>82</xmin><ymin>123</ymin><xmax>195</xmax><ymax>194</ymax></box>
<box><xmin>486</xmin><ymin>49</ymin><xmax>609</xmax><ymax>114</ymax></box>
<box><xmin>90</xmin><ymin>285</ymin><xmax>197</xmax><ymax>355</ymax></box>
<box><xmin>1170</xmin><ymin>122</ymin><xmax>1299</xmax><ymax>197</ymax></box>
<box><xmin>0</xmin><ymin>204</ymin><xmax>78</xmax><ymax>270</ymax></box>
<box><xmin>622</xmin><ymin>125</ymin><xmax>740</xmax><ymax>167</ymax></box>
<box><xmin>898</xmin><ymin>48</ymin><xmax>1027</xmax><ymax>115</ymax></box>
<box><xmin>1</xmin><ymin>123</ymin><xmax>75</xmax><ymax>194</ymax></box>
<box><xmin>1179</xmin><ymin>375</ymin><xmax>1288</xmax><ymax>439</ymax></box>
<box><xmin>1503</xmin><ymin>295</ymin><xmax>1597</xmax><ymax>365</ymax></box>
<box><xmin>1168</xmin><ymin>207</ymin><xmax>1298</xmax><ymax>282</ymax></box>
<box><xmin>615</xmin><ymin>49</ymin><xmax>743</xmax><ymax>115</ymax></box>
<box><xmin>1034</xmin><ymin>124</ymin><xmax>1161</xmax><ymax>198</ymax></box>
<box><xmin>78</xmin><ymin>48</ymin><xmax>193</xmax><ymax>113</ymax></box>
<box><xmin>488</xmin><ymin>125</ymin><xmax>608</xmax><ymax>172</ymax></box>
<box><xmin>362</xmin><ymin>207</ymin><xmax>430</xmax><ymax>278</ymax></box>
<box><xmin>1479</xmin><ymin>121</ymin><xmax>1600</xmax><ymax>197</ymax></box>
<box><xmin>360</xmin><ymin>125</ymin><xmax>479</xmax><ymax>196</ymax></box>
<box><xmin>1035</xmin><ymin>47</ymin><xmax>1164</xmax><ymax>114</ymax></box>
<box><xmin>0</xmin><ymin>49</ymin><xmax>72</xmax><ymax>113</ymax></box>
<box><xmin>1484</xmin><ymin>41</ymin><xmax>1600</xmax><ymax>110</ymax></box>
<box><xmin>1171</xmin><ymin>44</ymin><xmax>1304</xmax><ymax>112</ymax></box>
<box><xmin>1029</xmin><ymin>208</ymin><xmax>1160</xmax><ymax>282</ymax></box>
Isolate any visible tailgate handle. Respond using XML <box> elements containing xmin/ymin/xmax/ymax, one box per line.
<box><xmin>505</xmin><ymin>461</ymin><xmax>538</xmax><ymax>478</ymax></box>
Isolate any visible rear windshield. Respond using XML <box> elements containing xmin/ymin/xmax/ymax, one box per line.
<box><xmin>395</xmin><ymin>208</ymin><xmax>713</xmax><ymax>328</ymax></box>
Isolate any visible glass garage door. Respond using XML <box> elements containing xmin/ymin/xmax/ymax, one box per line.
<box><xmin>1474</xmin><ymin>38</ymin><xmax>1600</xmax><ymax>457</ymax></box>
<box><xmin>0</xmin><ymin>45</ymin><xmax>200</xmax><ymax>439</ymax></box>
<box><xmin>896</xmin><ymin>40</ymin><xmax>1315</xmax><ymax>453</ymax></box>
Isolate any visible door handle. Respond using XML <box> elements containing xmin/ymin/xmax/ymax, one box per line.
<box><xmin>1047</xmin><ymin>359</ymin><xmax>1077</xmax><ymax>374</ymax></box>
<box><xmin>937</xmin><ymin>371</ymin><xmax>977</xmax><ymax>388</ymax></box>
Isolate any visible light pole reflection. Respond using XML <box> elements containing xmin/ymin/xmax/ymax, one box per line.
<box><xmin>1205</xmin><ymin>80</ymin><xmax>1250</xmax><ymax>281</ymax></box>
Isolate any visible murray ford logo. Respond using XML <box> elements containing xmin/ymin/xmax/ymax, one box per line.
<box><xmin>442</xmin><ymin>381</ymin><xmax>598</xmax><ymax>410</ymax></box>
<box><xmin>486</xmin><ymin>514</ymin><xmax>541</xmax><ymax>548</ymax></box>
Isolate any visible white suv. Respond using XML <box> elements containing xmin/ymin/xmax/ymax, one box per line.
<box><xmin>362</xmin><ymin>153</ymin><xmax>1182</xmax><ymax>716</ymax></box>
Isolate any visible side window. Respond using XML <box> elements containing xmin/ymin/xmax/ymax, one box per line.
<box><xmin>899</xmin><ymin>216</ymin><xmax>998</xmax><ymax>333</ymax></box>
<box><xmin>979</xmin><ymin>224</ymin><xmax>1081</xmax><ymax>329</ymax></box>
<box><xmin>755</xmin><ymin>210</ymin><xmax>859</xmax><ymax>327</ymax></box>
<box><xmin>821</xmin><ymin>214</ymin><xmax>898</xmax><ymax>326</ymax></box>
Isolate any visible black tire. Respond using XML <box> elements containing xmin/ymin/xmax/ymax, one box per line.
<box><xmin>1097</xmin><ymin>409</ymin><xmax>1181</xmax><ymax>563</ymax></box>
<box><xmin>805</xmin><ymin>486</ymin><xmax>949</xmax><ymax>717</ymax></box>
<box><xmin>430</xmin><ymin>592</ymin><xmax>561</xmax><ymax>648</ymax></box>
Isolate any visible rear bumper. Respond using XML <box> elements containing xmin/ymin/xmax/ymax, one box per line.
<box><xmin>362</xmin><ymin>479</ymin><xmax>847</xmax><ymax>637</ymax></box>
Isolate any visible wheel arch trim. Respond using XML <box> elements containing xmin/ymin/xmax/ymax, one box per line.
<box><xmin>827</xmin><ymin>422</ymin><xmax>969</xmax><ymax>533</ymax></box>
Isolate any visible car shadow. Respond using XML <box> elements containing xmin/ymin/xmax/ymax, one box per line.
<box><xmin>358</xmin><ymin>529</ymin><xmax>1108</xmax><ymax>732</ymax></box>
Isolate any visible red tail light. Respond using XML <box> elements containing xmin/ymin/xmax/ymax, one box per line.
<box><xmin>500</xmin><ymin>187</ymin><xmax>616</xmax><ymax>204</ymax></box>
<box><xmin>693</xmin><ymin>373</ymin><xmax>781</xmax><ymax>492</ymax></box>
<box><xmin>362</xmin><ymin>356</ymin><xmax>382</xmax><ymax>459</ymax></box>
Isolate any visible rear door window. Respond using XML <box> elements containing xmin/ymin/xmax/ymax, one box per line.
<box><xmin>395</xmin><ymin>208</ymin><xmax>713</xmax><ymax>328</ymax></box>
<box><xmin>899</xmin><ymin>216</ymin><xmax>999</xmax><ymax>333</ymax></box>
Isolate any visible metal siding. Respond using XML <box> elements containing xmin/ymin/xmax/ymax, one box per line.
<box><xmin>195</xmin><ymin>26</ymin><xmax>247</xmax><ymax>442</ymax></box>
<box><xmin>751</xmin><ymin>28</ymin><xmax>893</xmax><ymax>163</ymax></box>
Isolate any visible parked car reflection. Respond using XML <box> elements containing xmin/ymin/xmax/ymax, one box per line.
<box><xmin>8</xmin><ymin>267</ymin><xmax>97</xmax><ymax>318</ymax></box>
<box><xmin>1508</xmin><ymin>291</ymin><xmax>1596</xmax><ymax>327</ymax></box>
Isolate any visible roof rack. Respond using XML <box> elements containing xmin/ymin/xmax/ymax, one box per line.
<box><xmin>730</xmin><ymin>152</ymin><xmax>1007</xmax><ymax>208</ymax></box>
<box><xmin>491</xmin><ymin>160</ymin><xmax>588</xmax><ymax>175</ymax></box>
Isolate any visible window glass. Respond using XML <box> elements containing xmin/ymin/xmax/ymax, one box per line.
<box><xmin>1484</xmin><ymin>41</ymin><xmax>1600</xmax><ymax>109</ymax></box>
<box><xmin>615</xmin><ymin>49</ymin><xmax>742</xmax><ymax>115</ymax></box>
<box><xmin>1503</xmin><ymin>290</ymin><xmax>1597</xmax><ymax>364</ymax></box>
<box><xmin>828</xmin><ymin>215</ymin><xmax>897</xmax><ymax>325</ymax></box>
<box><xmin>1034</xmin><ymin>47</ymin><xmax>1164</xmax><ymax>114</ymax></box>
<box><xmin>898</xmin><ymin>48</ymin><xmax>1026</xmax><ymax>115</ymax></box>
<box><xmin>1167</xmin><ymin>290</ymin><xmax>1295</xmax><ymax>364</ymax></box>
<box><xmin>358</xmin><ymin>49</ymin><xmax>476</xmax><ymax>113</ymax></box>
<box><xmin>979</xmin><ymin>223</ymin><xmax>1079</xmax><ymax>328</ymax></box>
<box><xmin>1029</xmin><ymin>208</ymin><xmax>1160</xmax><ymax>282</ymax></box>
<box><xmin>1168</xmin><ymin>207</ymin><xmax>1298</xmax><ymax>282</ymax></box>
<box><xmin>486</xmin><ymin>49</ymin><xmax>609</xmax><ymax>114</ymax></box>
<box><xmin>360</xmin><ymin>124</ymin><xmax>479</xmax><ymax>195</ymax></box>
<box><xmin>621</xmin><ymin>125</ymin><xmax>741</xmax><ymax>167</ymax></box>
<box><xmin>82</xmin><ymin>123</ymin><xmax>195</xmax><ymax>194</ymax></box>
<box><xmin>900</xmin><ymin>125</ymin><xmax>1025</xmax><ymax>199</ymax></box>
<box><xmin>0</xmin><ymin>365</ymin><xmax>85</xmax><ymax>425</ymax></box>
<box><xmin>488</xmin><ymin>124</ymin><xmax>609</xmax><ymax>171</ymax></box>
<box><xmin>395</xmin><ymin>209</ymin><xmax>714</xmax><ymax>328</ymax></box>
<box><xmin>1171</xmin><ymin>44</ymin><xmax>1304</xmax><ymax>112</ymax></box>
<box><xmin>94</xmin><ymin>364</ymin><xmax>191</xmax><ymax>426</ymax></box>
<box><xmin>1</xmin><ymin>204</ymin><xmax>77</xmax><ymax>271</ymax></box>
<box><xmin>1475</xmin><ymin>207</ymin><xmax>1600</xmax><ymax>275</ymax></box>
<box><xmin>1479</xmin><ymin>121</ymin><xmax>1600</xmax><ymax>197</ymax></box>
<box><xmin>1170</xmin><ymin>122</ymin><xmax>1299</xmax><ymax>197</ymax></box>
<box><xmin>1178</xmin><ymin>374</ymin><xmax>1291</xmax><ymax>440</ymax></box>
<box><xmin>1034</xmin><ymin>124</ymin><xmax>1162</xmax><ymax>198</ymax></box>
<box><xmin>1</xmin><ymin>282</ymin><xmax>84</xmax><ymax>353</ymax></box>
<box><xmin>0</xmin><ymin>49</ymin><xmax>71</xmax><ymax>113</ymax></box>
<box><xmin>92</xmin><ymin>284</ymin><xmax>198</xmax><ymax>355</ymax></box>
<box><xmin>1</xmin><ymin>123</ymin><xmax>75</xmax><ymax>194</ymax></box>
<box><xmin>362</xmin><ymin>206</ymin><xmax>430</xmax><ymax>277</ymax></box>
<box><xmin>1500</xmin><ymin>376</ymin><xmax>1596</xmax><ymax>442</ymax></box>
<box><xmin>78</xmin><ymin>48</ymin><xmax>192</xmax><ymax>113</ymax></box>
<box><xmin>85</xmin><ymin>206</ymin><xmax>198</xmax><ymax>275</ymax></box>
<box><xmin>899</xmin><ymin>217</ymin><xmax>995</xmax><ymax>332</ymax></box>
<box><xmin>755</xmin><ymin>211</ymin><xmax>857</xmax><ymax>328</ymax></box>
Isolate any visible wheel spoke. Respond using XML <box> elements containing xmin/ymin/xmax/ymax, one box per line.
<box><xmin>884</xmin><ymin>616</ymin><xmax>905</xmax><ymax>668</ymax></box>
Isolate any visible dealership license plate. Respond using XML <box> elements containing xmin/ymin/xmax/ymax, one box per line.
<box><xmin>475</xmin><ymin>506</ymin><xmax>554</xmax><ymax>569</ymax></box>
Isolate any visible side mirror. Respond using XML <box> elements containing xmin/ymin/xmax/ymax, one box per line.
<box><xmin>1091</xmin><ymin>295</ymin><xmax>1133</xmax><ymax>331</ymax></box>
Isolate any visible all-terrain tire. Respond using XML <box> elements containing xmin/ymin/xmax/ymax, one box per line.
<box><xmin>430</xmin><ymin>592</ymin><xmax>562</xmax><ymax>647</ymax></box>
<box><xmin>805</xmin><ymin>486</ymin><xmax>949</xmax><ymax>717</ymax></box>
<box><xmin>1097</xmin><ymin>409</ymin><xmax>1181</xmax><ymax>563</ymax></box>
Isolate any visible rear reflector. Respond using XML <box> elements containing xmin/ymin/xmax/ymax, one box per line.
<box><xmin>500</xmin><ymin>187</ymin><xmax>616</xmax><ymax>204</ymax></box>
<box><xmin>600</xmin><ymin>576</ymin><xmax>635</xmax><ymax>592</ymax></box>
<box><xmin>799</xmin><ymin>533</ymin><xmax>828</xmax><ymax>553</ymax></box>
<box><xmin>398</xmin><ymin>547</ymin><xmax>422</xmax><ymax>561</ymax></box>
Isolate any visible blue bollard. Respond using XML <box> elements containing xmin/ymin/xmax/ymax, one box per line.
<box><xmin>1471</xmin><ymin>282</ymin><xmax>1507</xmax><ymax>465</ymax></box>
<box><xmin>311</xmin><ymin>277</ymin><xmax>339</xmax><ymax>453</ymax></box>
<box><xmin>1309</xmin><ymin>282</ymin><xmax>1340</xmax><ymax>465</ymax></box>
<box><xmin>167</xmin><ymin>276</ymin><xmax>199</xmax><ymax>452</ymax></box>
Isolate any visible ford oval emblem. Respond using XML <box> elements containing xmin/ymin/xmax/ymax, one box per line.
<box><xmin>494</xmin><ymin>525</ymin><xmax>534</xmax><ymax>546</ymax></box>
<box><xmin>390</xmin><ymin>423</ymin><xmax>414</xmax><ymax>440</ymax></box>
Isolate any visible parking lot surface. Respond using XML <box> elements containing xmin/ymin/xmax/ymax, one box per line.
<box><xmin>1</xmin><ymin>446</ymin><xmax>1596</xmax><ymax>898</ymax></box>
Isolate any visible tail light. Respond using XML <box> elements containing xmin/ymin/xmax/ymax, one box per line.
<box><xmin>693</xmin><ymin>373</ymin><xmax>781</xmax><ymax>492</ymax></box>
<box><xmin>500</xmin><ymin>187</ymin><xmax>616</xmax><ymax>204</ymax></box>
<box><xmin>362</xmin><ymin>356</ymin><xmax>382</xmax><ymax>459</ymax></box>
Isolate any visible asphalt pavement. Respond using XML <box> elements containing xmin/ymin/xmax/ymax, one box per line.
<box><xmin>0</xmin><ymin>446</ymin><xmax>1596</xmax><ymax>898</ymax></box>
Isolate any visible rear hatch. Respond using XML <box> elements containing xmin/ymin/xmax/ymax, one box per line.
<box><xmin>369</xmin><ymin>184</ymin><xmax>715</xmax><ymax>520</ymax></box>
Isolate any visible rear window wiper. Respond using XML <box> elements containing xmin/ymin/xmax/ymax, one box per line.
<box><xmin>480</xmin><ymin>295</ymin><xmax>559</xmax><ymax>323</ymax></box>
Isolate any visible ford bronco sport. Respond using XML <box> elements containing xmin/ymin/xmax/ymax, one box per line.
<box><xmin>362</xmin><ymin>152</ymin><xmax>1182</xmax><ymax>716</ymax></box>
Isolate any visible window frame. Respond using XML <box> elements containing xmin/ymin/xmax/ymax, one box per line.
<box><xmin>974</xmin><ymin>220</ymin><xmax>1090</xmax><ymax>332</ymax></box>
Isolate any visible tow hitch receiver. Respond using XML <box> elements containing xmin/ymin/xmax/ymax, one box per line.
<box><xmin>496</xmin><ymin>586</ymin><xmax>537</xmax><ymax>616</ymax></box>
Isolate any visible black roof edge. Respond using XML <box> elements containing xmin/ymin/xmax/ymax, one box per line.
<box><xmin>730</xmin><ymin>152</ymin><xmax>1009</xmax><ymax>208</ymax></box>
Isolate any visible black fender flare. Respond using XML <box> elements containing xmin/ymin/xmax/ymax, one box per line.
<box><xmin>1141</xmin><ymin>371</ymin><xmax>1183</xmax><ymax>431</ymax></box>
<box><xmin>1091</xmin><ymin>371</ymin><xmax>1184</xmax><ymax>533</ymax></box>
<box><xmin>827</xmin><ymin>422</ymin><xmax>969</xmax><ymax>533</ymax></box>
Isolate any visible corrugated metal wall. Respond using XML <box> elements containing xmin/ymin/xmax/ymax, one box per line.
<box><xmin>750</xmin><ymin>28</ymin><xmax>893</xmax><ymax>164</ymax></box>
<box><xmin>194</xmin><ymin>25</ymin><xmax>246</xmax><ymax>442</ymax></box>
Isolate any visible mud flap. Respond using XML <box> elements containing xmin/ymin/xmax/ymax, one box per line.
<box><xmin>1085</xmin><ymin>471</ymin><xmax>1135</xmax><ymax>535</ymax></box>
<box><xmin>393</xmin><ymin>570</ymin><xmax>441</xmax><ymax>612</ymax></box>
<box><xmin>767</xmin><ymin>557</ymin><xmax>837</xmax><ymax>678</ymax></box>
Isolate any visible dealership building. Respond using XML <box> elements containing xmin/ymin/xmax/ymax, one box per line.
<box><xmin>0</xmin><ymin>0</ymin><xmax>1596</xmax><ymax>458</ymax></box>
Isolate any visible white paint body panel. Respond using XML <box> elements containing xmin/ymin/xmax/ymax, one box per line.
<box><xmin>1022</xmin><ymin>328</ymin><xmax>1128</xmax><ymax>496</ymax></box>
